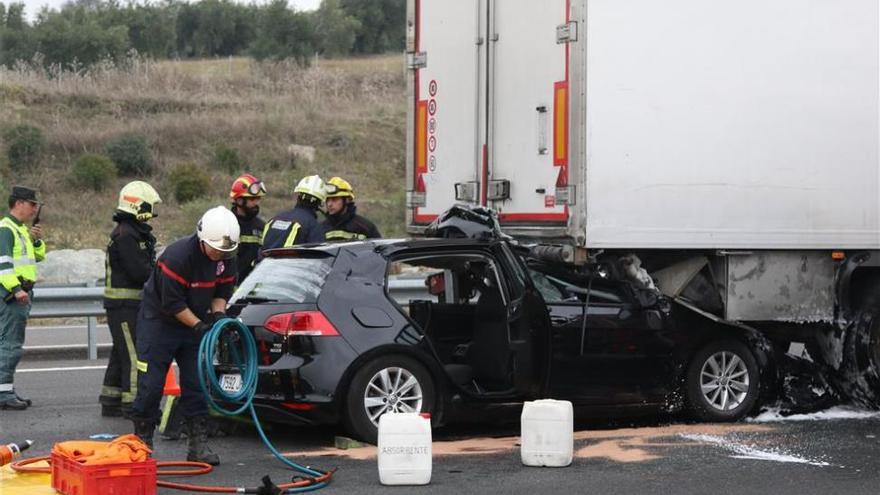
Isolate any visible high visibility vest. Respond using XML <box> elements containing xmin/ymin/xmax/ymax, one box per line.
<box><xmin>0</xmin><ymin>216</ymin><xmax>45</xmax><ymax>292</ymax></box>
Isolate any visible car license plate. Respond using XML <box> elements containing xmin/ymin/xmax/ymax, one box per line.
<box><xmin>220</xmin><ymin>374</ymin><xmax>242</xmax><ymax>393</ymax></box>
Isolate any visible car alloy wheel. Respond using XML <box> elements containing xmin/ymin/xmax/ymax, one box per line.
<box><xmin>363</xmin><ymin>366</ymin><xmax>424</xmax><ymax>425</ymax></box>
<box><xmin>685</xmin><ymin>339</ymin><xmax>760</xmax><ymax>422</ymax></box>
<box><xmin>344</xmin><ymin>355</ymin><xmax>436</xmax><ymax>444</ymax></box>
<box><xmin>699</xmin><ymin>351</ymin><xmax>750</xmax><ymax>411</ymax></box>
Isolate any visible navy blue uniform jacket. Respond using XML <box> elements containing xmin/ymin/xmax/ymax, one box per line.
<box><xmin>261</xmin><ymin>205</ymin><xmax>324</xmax><ymax>251</ymax></box>
<box><xmin>141</xmin><ymin>234</ymin><xmax>237</xmax><ymax>328</ymax></box>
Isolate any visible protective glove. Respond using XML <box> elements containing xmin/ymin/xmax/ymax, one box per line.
<box><xmin>211</xmin><ymin>311</ymin><xmax>227</xmax><ymax>322</ymax></box>
<box><xmin>192</xmin><ymin>320</ymin><xmax>211</xmax><ymax>339</ymax></box>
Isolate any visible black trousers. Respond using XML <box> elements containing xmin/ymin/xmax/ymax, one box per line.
<box><xmin>100</xmin><ymin>305</ymin><xmax>139</xmax><ymax>406</ymax></box>
<box><xmin>130</xmin><ymin>312</ymin><xmax>208</xmax><ymax>424</ymax></box>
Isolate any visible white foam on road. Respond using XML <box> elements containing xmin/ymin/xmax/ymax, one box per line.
<box><xmin>680</xmin><ymin>433</ymin><xmax>831</xmax><ymax>467</ymax></box>
<box><xmin>748</xmin><ymin>406</ymin><xmax>880</xmax><ymax>423</ymax></box>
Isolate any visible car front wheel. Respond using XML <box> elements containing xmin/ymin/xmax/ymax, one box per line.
<box><xmin>686</xmin><ymin>339</ymin><xmax>760</xmax><ymax>421</ymax></box>
<box><xmin>343</xmin><ymin>355</ymin><xmax>436</xmax><ymax>444</ymax></box>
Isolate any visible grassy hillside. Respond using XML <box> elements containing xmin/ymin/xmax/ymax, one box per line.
<box><xmin>0</xmin><ymin>54</ymin><xmax>406</xmax><ymax>249</ymax></box>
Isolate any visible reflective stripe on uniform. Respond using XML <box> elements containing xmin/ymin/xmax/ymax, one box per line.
<box><xmin>0</xmin><ymin>383</ymin><xmax>13</xmax><ymax>392</ymax></box>
<box><xmin>240</xmin><ymin>235</ymin><xmax>260</xmax><ymax>244</ymax></box>
<box><xmin>324</xmin><ymin>230</ymin><xmax>366</xmax><ymax>241</ymax></box>
<box><xmin>101</xmin><ymin>385</ymin><xmax>122</xmax><ymax>397</ymax></box>
<box><xmin>282</xmin><ymin>223</ymin><xmax>302</xmax><ymax>247</ymax></box>
<box><xmin>136</xmin><ymin>360</ymin><xmax>148</xmax><ymax>373</ymax></box>
<box><xmin>121</xmin><ymin>321</ymin><xmax>138</xmax><ymax>403</ymax></box>
<box><xmin>104</xmin><ymin>250</ymin><xmax>143</xmax><ymax>301</ymax></box>
<box><xmin>104</xmin><ymin>287</ymin><xmax>142</xmax><ymax>300</ymax></box>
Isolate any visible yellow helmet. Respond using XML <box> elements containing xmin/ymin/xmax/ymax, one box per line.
<box><xmin>294</xmin><ymin>175</ymin><xmax>326</xmax><ymax>203</ymax></box>
<box><xmin>325</xmin><ymin>176</ymin><xmax>354</xmax><ymax>199</ymax></box>
<box><xmin>118</xmin><ymin>181</ymin><xmax>162</xmax><ymax>221</ymax></box>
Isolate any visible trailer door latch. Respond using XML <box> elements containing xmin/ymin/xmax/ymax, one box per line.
<box><xmin>407</xmin><ymin>52</ymin><xmax>427</xmax><ymax>69</ymax></box>
<box><xmin>556</xmin><ymin>21</ymin><xmax>578</xmax><ymax>44</ymax></box>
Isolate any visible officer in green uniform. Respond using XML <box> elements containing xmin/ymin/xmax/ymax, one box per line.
<box><xmin>0</xmin><ymin>186</ymin><xmax>45</xmax><ymax>410</ymax></box>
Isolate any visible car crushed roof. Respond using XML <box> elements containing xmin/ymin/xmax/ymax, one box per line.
<box><xmin>261</xmin><ymin>237</ymin><xmax>502</xmax><ymax>258</ymax></box>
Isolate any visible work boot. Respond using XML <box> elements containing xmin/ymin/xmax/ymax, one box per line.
<box><xmin>0</xmin><ymin>396</ymin><xmax>28</xmax><ymax>410</ymax></box>
<box><xmin>132</xmin><ymin>419</ymin><xmax>155</xmax><ymax>451</ymax></box>
<box><xmin>14</xmin><ymin>391</ymin><xmax>32</xmax><ymax>407</ymax></box>
<box><xmin>185</xmin><ymin>416</ymin><xmax>220</xmax><ymax>465</ymax></box>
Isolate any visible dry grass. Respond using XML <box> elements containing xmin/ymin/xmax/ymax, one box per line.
<box><xmin>0</xmin><ymin>54</ymin><xmax>406</xmax><ymax>249</ymax></box>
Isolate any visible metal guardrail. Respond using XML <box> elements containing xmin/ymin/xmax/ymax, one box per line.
<box><xmin>30</xmin><ymin>278</ymin><xmax>429</xmax><ymax>360</ymax></box>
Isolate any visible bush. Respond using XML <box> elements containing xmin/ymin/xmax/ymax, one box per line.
<box><xmin>212</xmin><ymin>144</ymin><xmax>244</xmax><ymax>174</ymax></box>
<box><xmin>72</xmin><ymin>153</ymin><xmax>117</xmax><ymax>191</ymax></box>
<box><xmin>169</xmin><ymin>163</ymin><xmax>210</xmax><ymax>203</ymax></box>
<box><xmin>105</xmin><ymin>134</ymin><xmax>154</xmax><ymax>176</ymax></box>
<box><xmin>3</xmin><ymin>124</ymin><xmax>46</xmax><ymax>170</ymax></box>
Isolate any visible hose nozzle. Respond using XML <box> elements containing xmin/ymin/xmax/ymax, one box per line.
<box><xmin>0</xmin><ymin>440</ymin><xmax>34</xmax><ymax>466</ymax></box>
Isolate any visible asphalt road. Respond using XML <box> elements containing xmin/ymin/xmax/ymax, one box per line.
<box><xmin>3</xmin><ymin>358</ymin><xmax>880</xmax><ymax>494</ymax></box>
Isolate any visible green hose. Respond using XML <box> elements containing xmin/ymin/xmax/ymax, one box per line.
<box><xmin>197</xmin><ymin>318</ymin><xmax>331</xmax><ymax>493</ymax></box>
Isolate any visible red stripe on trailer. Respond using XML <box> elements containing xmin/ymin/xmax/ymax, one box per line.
<box><xmin>499</xmin><ymin>212</ymin><xmax>568</xmax><ymax>222</ymax></box>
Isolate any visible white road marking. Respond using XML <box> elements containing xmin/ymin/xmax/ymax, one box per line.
<box><xmin>18</xmin><ymin>365</ymin><xmax>107</xmax><ymax>373</ymax></box>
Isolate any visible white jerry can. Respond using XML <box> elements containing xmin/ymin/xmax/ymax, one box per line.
<box><xmin>520</xmin><ymin>399</ymin><xmax>574</xmax><ymax>467</ymax></box>
<box><xmin>377</xmin><ymin>412</ymin><xmax>432</xmax><ymax>485</ymax></box>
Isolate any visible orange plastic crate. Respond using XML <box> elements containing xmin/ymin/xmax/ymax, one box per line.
<box><xmin>51</xmin><ymin>452</ymin><xmax>157</xmax><ymax>495</ymax></box>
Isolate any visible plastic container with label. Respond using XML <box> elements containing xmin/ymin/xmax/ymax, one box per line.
<box><xmin>520</xmin><ymin>399</ymin><xmax>573</xmax><ymax>467</ymax></box>
<box><xmin>377</xmin><ymin>412</ymin><xmax>432</xmax><ymax>485</ymax></box>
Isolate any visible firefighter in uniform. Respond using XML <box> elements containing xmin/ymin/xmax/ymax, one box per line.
<box><xmin>229</xmin><ymin>174</ymin><xmax>266</xmax><ymax>283</ymax></box>
<box><xmin>0</xmin><ymin>186</ymin><xmax>44</xmax><ymax>410</ymax></box>
<box><xmin>130</xmin><ymin>206</ymin><xmax>239</xmax><ymax>465</ymax></box>
<box><xmin>321</xmin><ymin>177</ymin><xmax>381</xmax><ymax>241</ymax></box>
<box><xmin>261</xmin><ymin>175</ymin><xmax>326</xmax><ymax>250</ymax></box>
<box><xmin>99</xmin><ymin>181</ymin><xmax>160</xmax><ymax>417</ymax></box>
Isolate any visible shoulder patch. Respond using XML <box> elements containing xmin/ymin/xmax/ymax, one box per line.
<box><xmin>271</xmin><ymin>220</ymin><xmax>292</xmax><ymax>231</ymax></box>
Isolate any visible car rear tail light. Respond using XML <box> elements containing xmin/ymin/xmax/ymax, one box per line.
<box><xmin>264</xmin><ymin>311</ymin><xmax>340</xmax><ymax>337</ymax></box>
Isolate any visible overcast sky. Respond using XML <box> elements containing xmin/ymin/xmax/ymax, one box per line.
<box><xmin>18</xmin><ymin>0</ymin><xmax>321</xmax><ymax>20</ymax></box>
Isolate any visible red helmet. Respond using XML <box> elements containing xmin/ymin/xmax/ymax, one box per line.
<box><xmin>229</xmin><ymin>173</ymin><xmax>267</xmax><ymax>200</ymax></box>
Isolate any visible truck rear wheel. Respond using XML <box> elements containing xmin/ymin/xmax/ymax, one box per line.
<box><xmin>840</xmin><ymin>312</ymin><xmax>880</xmax><ymax>408</ymax></box>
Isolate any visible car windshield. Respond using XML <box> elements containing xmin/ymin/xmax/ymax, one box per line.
<box><xmin>230</xmin><ymin>256</ymin><xmax>333</xmax><ymax>304</ymax></box>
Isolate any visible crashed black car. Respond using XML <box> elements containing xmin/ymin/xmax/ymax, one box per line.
<box><xmin>217</xmin><ymin>210</ymin><xmax>774</xmax><ymax>443</ymax></box>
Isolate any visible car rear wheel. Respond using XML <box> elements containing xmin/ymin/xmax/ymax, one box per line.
<box><xmin>343</xmin><ymin>355</ymin><xmax>436</xmax><ymax>444</ymax></box>
<box><xmin>686</xmin><ymin>339</ymin><xmax>760</xmax><ymax>421</ymax></box>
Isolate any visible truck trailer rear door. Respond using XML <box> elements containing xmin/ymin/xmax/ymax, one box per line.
<box><xmin>407</xmin><ymin>0</ymin><xmax>485</xmax><ymax>225</ymax></box>
<box><xmin>407</xmin><ymin>0</ymin><xmax>573</xmax><ymax>232</ymax></box>
<box><xmin>487</xmin><ymin>0</ymin><xmax>571</xmax><ymax>226</ymax></box>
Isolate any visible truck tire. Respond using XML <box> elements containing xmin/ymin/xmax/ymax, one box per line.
<box><xmin>686</xmin><ymin>339</ymin><xmax>760</xmax><ymax>421</ymax></box>
<box><xmin>343</xmin><ymin>355</ymin><xmax>436</xmax><ymax>444</ymax></box>
<box><xmin>839</xmin><ymin>311</ymin><xmax>880</xmax><ymax>408</ymax></box>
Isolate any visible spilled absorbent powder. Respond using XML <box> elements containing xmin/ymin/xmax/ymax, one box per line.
<box><xmin>680</xmin><ymin>434</ymin><xmax>830</xmax><ymax>467</ymax></box>
<box><xmin>748</xmin><ymin>406</ymin><xmax>880</xmax><ymax>423</ymax></box>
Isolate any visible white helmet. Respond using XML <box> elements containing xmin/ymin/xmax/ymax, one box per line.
<box><xmin>118</xmin><ymin>181</ymin><xmax>161</xmax><ymax>221</ymax></box>
<box><xmin>197</xmin><ymin>206</ymin><xmax>240</xmax><ymax>252</ymax></box>
<box><xmin>294</xmin><ymin>175</ymin><xmax>326</xmax><ymax>203</ymax></box>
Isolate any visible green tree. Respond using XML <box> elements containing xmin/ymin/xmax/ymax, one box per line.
<box><xmin>0</xmin><ymin>3</ymin><xmax>37</xmax><ymax>66</ymax></box>
<box><xmin>340</xmin><ymin>0</ymin><xmax>404</xmax><ymax>54</ymax></box>
<box><xmin>33</xmin><ymin>4</ymin><xmax>130</xmax><ymax>67</ymax></box>
<box><xmin>250</xmin><ymin>0</ymin><xmax>315</xmax><ymax>63</ymax></box>
<box><xmin>313</xmin><ymin>0</ymin><xmax>360</xmax><ymax>57</ymax></box>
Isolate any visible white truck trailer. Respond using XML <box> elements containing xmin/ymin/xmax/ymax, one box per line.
<box><xmin>404</xmin><ymin>0</ymin><xmax>880</xmax><ymax>402</ymax></box>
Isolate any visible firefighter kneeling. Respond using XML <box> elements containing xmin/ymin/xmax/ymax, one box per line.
<box><xmin>130</xmin><ymin>206</ymin><xmax>239</xmax><ymax>466</ymax></box>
